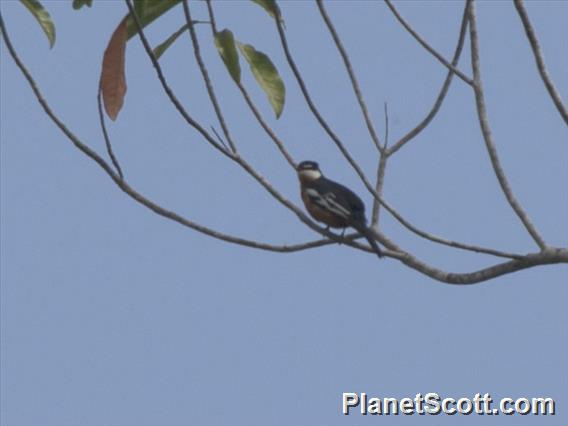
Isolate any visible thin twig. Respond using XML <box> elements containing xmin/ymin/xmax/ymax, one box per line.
<box><xmin>387</xmin><ymin>0</ymin><xmax>469</xmax><ymax>156</ymax></box>
<box><xmin>97</xmin><ymin>90</ymin><xmax>124</xmax><ymax>179</ymax></box>
<box><xmin>181</xmin><ymin>0</ymin><xmax>238</xmax><ymax>153</ymax></box>
<box><xmin>467</xmin><ymin>1</ymin><xmax>548</xmax><ymax>251</ymax></box>
<box><xmin>383</xmin><ymin>102</ymin><xmax>389</xmax><ymax>150</ymax></box>
<box><xmin>124</xmin><ymin>0</ymin><xmax>231</xmax><ymax>158</ymax></box>
<box><xmin>316</xmin><ymin>0</ymin><xmax>383</xmax><ymax>153</ymax></box>
<box><xmin>210</xmin><ymin>126</ymin><xmax>229</xmax><ymax>151</ymax></box>
<box><xmin>385</xmin><ymin>0</ymin><xmax>473</xmax><ymax>87</ymax></box>
<box><xmin>237</xmin><ymin>83</ymin><xmax>297</xmax><ymax>168</ymax></box>
<box><xmin>371</xmin><ymin>103</ymin><xmax>389</xmax><ymax>224</ymax></box>
<box><xmin>513</xmin><ymin>0</ymin><xmax>568</xmax><ymax>126</ymax></box>
<box><xmin>205</xmin><ymin>0</ymin><xmax>218</xmax><ymax>34</ymax></box>
<box><xmin>371</xmin><ymin>154</ymin><xmax>388</xmax><ymax>226</ymax></box>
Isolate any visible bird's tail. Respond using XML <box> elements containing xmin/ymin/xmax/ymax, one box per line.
<box><xmin>354</xmin><ymin>224</ymin><xmax>384</xmax><ymax>259</ymax></box>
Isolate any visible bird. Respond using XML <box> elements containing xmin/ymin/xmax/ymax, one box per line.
<box><xmin>296</xmin><ymin>160</ymin><xmax>384</xmax><ymax>258</ymax></box>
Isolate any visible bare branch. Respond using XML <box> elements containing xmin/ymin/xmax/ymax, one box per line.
<box><xmin>181</xmin><ymin>0</ymin><xmax>238</xmax><ymax>153</ymax></box>
<box><xmin>513</xmin><ymin>0</ymin><xmax>568</xmax><ymax>126</ymax></box>
<box><xmin>205</xmin><ymin>0</ymin><xmax>218</xmax><ymax>34</ymax></box>
<box><xmin>394</xmin><ymin>246</ymin><xmax>568</xmax><ymax>285</ymax></box>
<box><xmin>237</xmin><ymin>83</ymin><xmax>297</xmax><ymax>168</ymax></box>
<box><xmin>467</xmin><ymin>1</ymin><xmax>548</xmax><ymax>251</ymax></box>
<box><xmin>210</xmin><ymin>126</ymin><xmax>230</xmax><ymax>151</ymax></box>
<box><xmin>371</xmin><ymin>103</ymin><xmax>389</xmax><ymax>225</ymax></box>
<box><xmin>124</xmin><ymin>0</ymin><xmax>231</xmax><ymax>158</ymax></box>
<box><xmin>378</xmin><ymin>214</ymin><xmax>525</xmax><ymax>260</ymax></box>
<box><xmin>383</xmin><ymin>102</ymin><xmax>390</xmax><ymax>150</ymax></box>
<box><xmin>97</xmin><ymin>90</ymin><xmax>124</xmax><ymax>179</ymax></box>
<box><xmin>316</xmin><ymin>0</ymin><xmax>383</xmax><ymax>153</ymax></box>
<box><xmin>387</xmin><ymin>0</ymin><xmax>469</xmax><ymax>156</ymax></box>
<box><xmin>366</xmin><ymin>230</ymin><xmax>566</xmax><ymax>284</ymax></box>
<box><xmin>371</xmin><ymin>154</ymin><xmax>388</xmax><ymax>226</ymax></box>
<box><xmin>371</xmin><ymin>102</ymin><xmax>389</xmax><ymax>228</ymax></box>
<box><xmin>384</xmin><ymin>0</ymin><xmax>473</xmax><ymax>87</ymax></box>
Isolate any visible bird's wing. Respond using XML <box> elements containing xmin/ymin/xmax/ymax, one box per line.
<box><xmin>305</xmin><ymin>187</ymin><xmax>352</xmax><ymax>220</ymax></box>
<box><xmin>327</xmin><ymin>179</ymin><xmax>366</xmax><ymax>215</ymax></box>
<box><xmin>305</xmin><ymin>178</ymin><xmax>367</xmax><ymax>222</ymax></box>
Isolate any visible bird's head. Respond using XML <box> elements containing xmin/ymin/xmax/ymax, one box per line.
<box><xmin>297</xmin><ymin>160</ymin><xmax>322</xmax><ymax>183</ymax></box>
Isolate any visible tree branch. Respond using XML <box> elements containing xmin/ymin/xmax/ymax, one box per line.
<box><xmin>316</xmin><ymin>0</ymin><xmax>383</xmax><ymax>153</ymax></box>
<box><xmin>371</xmin><ymin>153</ymin><xmax>388</xmax><ymax>226</ymax></box>
<box><xmin>467</xmin><ymin>1</ymin><xmax>548</xmax><ymax>251</ymax></box>
<box><xmin>364</xmin><ymin>229</ymin><xmax>566</xmax><ymax>285</ymax></box>
<box><xmin>97</xmin><ymin>89</ymin><xmax>124</xmax><ymax>179</ymax></box>
<box><xmin>181</xmin><ymin>0</ymin><xmax>238</xmax><ymax>153</ymax></box>
<box><xmin>204</xmin><ymin>0</ymin><xmax>218</xmax><ymax>34</ymax></box>
<box><xmin>387</xmin><ymin>0</ymin><xmax>469</xmax><ymax>156</ymax></box>
<box><xmin>394</xmin><ymin>246</ymin><xmax>568</xmax><ymax>285</ymax></box>
<box><xmin>371</xmin><ymin>103</ymin><xmax>389</xmax><ymax>225</ymax></box>
<box><xmin>513</xmin><ymin>0</ymin><xmax>568</xmax><ymax>126</ymax></box>
<box><xmin>384</xmin><ymin>0</ymin><xmax>473</xmax><ymax>87</ymax></box>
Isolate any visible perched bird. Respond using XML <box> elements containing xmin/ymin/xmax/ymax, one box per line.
<box><xmin>296</xmin><ymin>160</ymin><xmax>384</xmax><ymax>258</ymax></box>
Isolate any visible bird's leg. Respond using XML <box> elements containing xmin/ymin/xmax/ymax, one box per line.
<box><xmin>337</xmin><ymin>228</ymin><xmax>347</xmax><ymax>245</ymax></box>
<box><xmin>324</xmin><ymin>226</ymin><xmax>344</xmax><ymax>245</ymax></box>
<box><xmin>323</xmin><ymin>225</ymin><xmax>337</xmax><ymax>241</ymax></box>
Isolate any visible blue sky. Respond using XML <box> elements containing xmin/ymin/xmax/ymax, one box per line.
<box><xmin>1</xmin><ymin>1</ymin><xmax>567</xmax><ymax>425</ymax></box>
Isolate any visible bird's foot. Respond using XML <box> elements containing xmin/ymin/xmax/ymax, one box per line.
<box><xmin>337</xmin><ymin>228</ymin><xmax>347</xmax><ymax>245</ymax></box>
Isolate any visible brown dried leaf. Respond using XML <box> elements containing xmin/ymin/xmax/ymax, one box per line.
<box><xmin>100</xmin><ymin>18</ymin><xmax>127</xmax><ymax>121</ymax></box>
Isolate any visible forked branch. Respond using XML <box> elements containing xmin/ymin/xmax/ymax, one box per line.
<box><xmin>387</xmin><ymin>0</ymin><xmax>469</xmax><ymax>156</ymax></box>
<box><xmin>384</xmin><ymin>0</ymin><xmax>473</xmax><ymax>86</ymax></box>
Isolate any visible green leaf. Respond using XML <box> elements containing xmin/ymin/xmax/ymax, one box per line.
<box><xmin>214</xmin><ymin>29</ymin><xmax>241</xmax><ymax>84</ymax></box>
<box><xmin>237</xmin><ymin>42</ymin><xmax>285</xmax><ymax>118</ymax></box>
<box><xmin>153</xmin><ymin>24</ymin><xmax>188</xmax><ymax>60</ymax></box>
<box><xmin>20</xmin><ymin>0</ymin><xmax>56</xmax><ymax>48</ymax></box>
<box><xmin>251</xmin><ymin>0</ymin><xmax>282</xmax><ymax>21</ymax></box>
<box><xmin>72</xmin><ymin>0</ymin><xmax>93</xmax><ymax>10</ymax></box>
<box><xmin>126</xmin><ymin>0</ymin><xmax>182</xmax><ymax>40</ymax></box>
